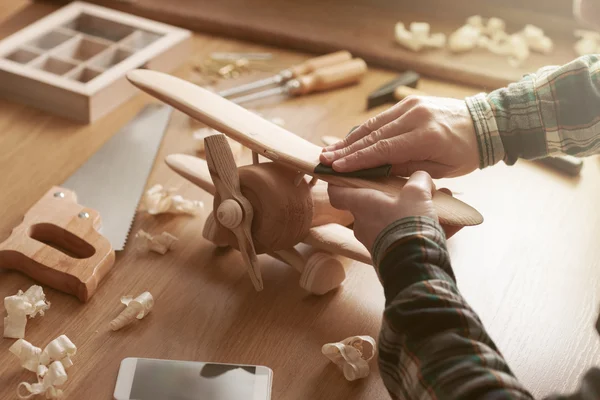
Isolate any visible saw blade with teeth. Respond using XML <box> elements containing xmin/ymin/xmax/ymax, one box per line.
<box><xmin>62</xmin><ymin>104</ymin><xmax>172</xmax><ymax>251</ymax></box>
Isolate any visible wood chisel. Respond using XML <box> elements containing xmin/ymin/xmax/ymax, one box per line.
<box><xmin>217</xmin><ymin>50</ymin><xmax>352</xmax><ymax>98</ymax></box>
<box><xmin>367</xmin><ymin>72</ymin><xmax>584</xmax><ymax>176</ymax></box>
<box><xmin>0</xmin><ymin>104</ymin><xmax>172</xmax><ymax>301</ymax></box>
<box><xmin>229</xmin><ymin>58</ymin><xmax>368</xmax><ymax>105</ymax></box>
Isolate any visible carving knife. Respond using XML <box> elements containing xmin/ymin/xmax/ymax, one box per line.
<box><xmin>0</xmin><ymin>103</ymin><xmax>172</xmax><ymax>301</ymax></box>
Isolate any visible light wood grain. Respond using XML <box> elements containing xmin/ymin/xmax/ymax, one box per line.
<box><xmin>1</xmin><ymin>3</ymin><xmax>599</xmax><ymax>400</ymax></box>
<box><xmin>127</xmin><ymin>69</ymin><xmax>484</xmax><ymax>227</ymax></box>
<box><xmin>205</xmin><ymin>134</ymin><xmax>263</xmax><ymax>291</ymax></box>
<box><xmin>0</xmin><ymin>186</ymin><xmax>115</xmax><ymax>302</ymax></box>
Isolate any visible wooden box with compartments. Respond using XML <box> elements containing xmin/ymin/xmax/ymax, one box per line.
<box><xmin>0</xmin><ymin>1</ymin><xmax>191</xmax><ymax>123</ymax></box>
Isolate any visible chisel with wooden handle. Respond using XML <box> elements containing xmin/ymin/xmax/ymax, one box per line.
<box><xmin>230</xmin><ymin>58</ymin><xmax>368</xmax><ymax>105</ymax></box>
<box><xmin>218</xmin><ymin>50</ymin><xmax>353</xmax><ymax>98</ymax></box>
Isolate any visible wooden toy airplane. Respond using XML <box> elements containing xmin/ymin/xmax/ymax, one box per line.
<box><xmin>126</xmin><ymin>70</ymin><xmax>484</xmax><ymax>294</ymax></box>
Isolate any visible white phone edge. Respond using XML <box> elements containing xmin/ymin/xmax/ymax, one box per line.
<box><xmin>114</xmin><ymin>358</ymin><xmax>138</xmax><ymax>400</ymax></box>
<box><xmin>113</xmin><ymin>357</ymin><xmax>273</xmax><ymax>400</ymax></box>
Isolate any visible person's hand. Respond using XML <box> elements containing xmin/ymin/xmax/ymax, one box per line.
<box><xmin>327</xmin><ymin>171</ymin><xmax>461</xmax><ymax>251</ymax></box>
<box><xmin>320</xmin><ymin>96</ymin><xmax>480</xmax><ymax>178</ymax></box>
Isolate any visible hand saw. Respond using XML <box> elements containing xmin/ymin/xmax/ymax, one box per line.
<box><xmin>0</xmin><ymin>104</ymin><xmax>172</xmax><ymax>302</ymax></box>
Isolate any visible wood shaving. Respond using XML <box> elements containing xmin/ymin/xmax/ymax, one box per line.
<box><xmin>141</xmin><ymin>184</ymin><xmax>204</xmax><ymax>216</ymax></box>
<box><xmin>110</xmin><ymin>291</ymin><xmax>154</xmax><ymax>331</ymax></box>
<box><xmin>3</xmin><ymin>285</ymin><xmax>50</xmax><ymax>339</ymax></box>
<box><xmin>39</xmin><ymin>335</ymin><xmax>77</xmax><ymax>370</ymax></box>
<box><xmin>17</xmin><ymin>361</ymin><xmax>67</xmax><ymax>399</ymax></box>
<box><xmin>394</xmin><ymin>22</ymin><xmax>446</xmax><ymax>52</ymax></box>
<box><xmin>574</xmin><ymin>30</ymin><xmax>600</xmax><ymax>56</ymax></box>
<box><xmin>10</xmin><ymin>335</ymin><xmax>76</xmax><ymax>400</ymax></box>
<box><xmin>322</xmin><ymin>335</ymin><xmax>376</xmax><ymax>381</ymax></box>
<box><xmin>9</xmin><ymin>339</ymin><xmax>42</xmax><ymax>372</ymax></box>
<box><xmin>447</xmin><ymin>16</ymin><xmax>553</xmax><ymax>66</ymax></box>
<box><xmin>135</xmin><ymin>230</ymin><xmax>178</xmax><ymax>255</ymax></box>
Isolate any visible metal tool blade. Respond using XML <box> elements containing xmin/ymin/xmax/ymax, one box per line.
<box><xmin>218</xmin><ymin>73</ymin><xmax>285</xmax><ymax>98</ymax></box>
<box><xmin>62</xmin><ymin>103</ymin><xmax>172</xmax><ymax>251</ymax></box>
<box><xmin>230</xmin><ymin>86</ymin><xmax>288</xmax><ymax>105</ymax></box>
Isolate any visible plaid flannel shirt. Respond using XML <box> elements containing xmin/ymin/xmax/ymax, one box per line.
<box><xmin>373</xmin><ymin>55</ymin><xmax>600</xmax><ymax>400</ymax></box>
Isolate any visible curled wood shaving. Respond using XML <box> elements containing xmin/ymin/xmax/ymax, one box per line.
<box><xmin>17</xmin><ymin>361</ymin><xmax>67</xmax><ymax>399</ymax></box>
<box><xmin>3</xmin><ymin>285</ymin><xmax>50</xmax><ymax>339</ymax></box>
<box><xmin>110</xmin><ymin>291</ymin><xmax>154</xmax><ymax>331</ymax></box>
<box><xmin>9</xmin><ymin>339</ymin><xmax>42</xmax><ymax>372</ymax></box>
<box><xmin>39</xmin><ymin>335</ymin><xmax>77</xmax><ymax>369</ymax></box>
<box><xmin>519</xmin><ymin>24</ymin><xmax>553</xmax><ymax>54</ymax></box>
<box><xmin>447</xmin><ymin>16</ymin><xmax>552</xmax><ymax>66</ymax></box>
<box><xmin>395</xmin><ymin>22</ymin><xmax>446</xmax><ymax>52</ymax></box>
<box><xmin>10</xmin><ymin>335</ymin><xmax>76</xmax><ymax>399</ymax></box>
<box><xmin>322</xmin><ymin>335</ymin><xmax>376</xmax><ymax>381</ymax></box>
<box><xmin>135</xmin><ymin>230</ymin><xmax>178</xmax><ymax>255</ymax></box>
<box><xmin>142</xmin><ymin>184</ymin><xmax>204</xmax><ymax>216</ymax></box>
<box><xmin>574</xmin><ymin>30</ymin><xmax>600</xmax><ymax>56</ymax></box>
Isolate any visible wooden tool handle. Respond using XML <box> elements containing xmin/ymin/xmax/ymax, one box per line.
<box><xmin>288</xmin><ymin>50</ymin><xmax>352</xmax><ymax>77</ymax></box>
<box><xmin>0</xmin><ymin>187</ymin><xmax>115</xmax><ymax>302</ymax></box>
<box><xmin>394</xmin><ymin>85</ymin><xmax>427</xmax><ymax>101</ymax></box>
<box><xmin>293</xmin><ymin>58</ymin><xmax>367</xmax><ymax>95</ymax></box>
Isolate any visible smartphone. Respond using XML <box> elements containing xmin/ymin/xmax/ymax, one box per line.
<box><xmin>114</xmin><ymin>357</ymin><xmax>273</xmax><ymax>400</ymax></box>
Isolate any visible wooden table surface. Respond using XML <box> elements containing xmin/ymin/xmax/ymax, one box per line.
<box><xmin>1</xmin><ymin>2</ymin><xmax>599</xmax><ymax>400</ymax></box>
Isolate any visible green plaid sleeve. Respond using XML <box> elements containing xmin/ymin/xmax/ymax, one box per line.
<box><xmin>466</xmin><ymin>55</ymin><xmax>600</xmax><ymax>167</ymax></box>
<box><xmin>372</xmin><ymin>217</ymin><xmax>600</xmax><ymax>399</ymax></box>
<box><xmin>372</xmin><ymin>216</ymin><xmax>532</xmax><ymax>399</ymax></box>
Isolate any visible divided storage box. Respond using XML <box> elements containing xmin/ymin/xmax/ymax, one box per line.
<box><xmin>0</xmin><ymin>2</ymin><xmax>191</xmax><ymax>122</ymax></box>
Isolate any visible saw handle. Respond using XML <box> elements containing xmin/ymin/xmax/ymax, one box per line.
<box><xmin>288</xmin><ymin>50</ymin><xmax>352</xmax><ymax>77</ymax></box>
<box><xmin>293</xmin><ymin>58</ymin><xmax>367</xmax><ymax>95</ymax></box>
<box><xmin>0</xmin><ymin>187</ymin><xmax>115</xmax><ymax>302</ymax></box>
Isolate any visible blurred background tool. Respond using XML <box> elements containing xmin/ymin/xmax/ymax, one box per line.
<box><xmin>230</xmin><ymin>58</ymin><xmax>368</xmax><ymax>105</ymax></box>
<box><xmin>218</xmin><ymin>50</ymin><xmax>352</xmax><ymax>98</ymax></box>
<box><xmin>367</xmin><ymin>70</ymin><xmax>421</xmax><ymax>109</ymax></box>
<box><xmin>367</xmin><ymin>72</ymin><xmax>584</xmax><ymax>176</ymax></box>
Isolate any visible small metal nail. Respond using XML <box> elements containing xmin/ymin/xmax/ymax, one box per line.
<box><xmin>53</xmin><ymin>192</ymin><xmax>65</xmax><ymax>198</ymax></box>
<box><xmin>78</xmin><ymin>212</ymin><xmax>90</xmax><ymax>219</ymax></box>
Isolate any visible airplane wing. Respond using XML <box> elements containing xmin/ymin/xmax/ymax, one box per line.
<box><xmin>127</xmin><ymin>70</ymin><xmax>483</xmax><ymax>227</ymax></box>
<box><xmin>303</xmin><ymin>223</ymin><xmax>372</xmax><ymax>265</ymax></box>
<box><xmin>166</xmin><ymin>154</ymin><xmax>216</xmax><ymax>196</ymax></box>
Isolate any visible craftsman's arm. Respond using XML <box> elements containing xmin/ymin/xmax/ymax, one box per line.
<box><xmin>374</xmin><ymin>217</ymin><xmax>600</xmax><ymax>400</ymax></box>
<box><xmin>373</xmin><ymin>216</ymin><xmax>533</xmax><ymax>399</ymax></box>
<box><xmin>466</xmin><ymin>55</ymin><xmax>600</xmax><ymax>168</ymax></box>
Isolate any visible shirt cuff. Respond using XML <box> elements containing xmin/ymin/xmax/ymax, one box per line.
<box><xmin>465</xmin><ymin>93</ymin><xmax>507</xmax><ymax>168</ymax></box>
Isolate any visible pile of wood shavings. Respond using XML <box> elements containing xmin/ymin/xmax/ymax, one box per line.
<box><xmin>394</xmin><ymin>16</ymin><xmax>554</xmax><ymax>67</ymax></box>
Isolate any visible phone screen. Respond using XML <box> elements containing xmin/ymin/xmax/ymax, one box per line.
<box><xmin>118</xmin><ymin>358</ymin><xmax>271</xmax><ymax>400</ymax></box>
